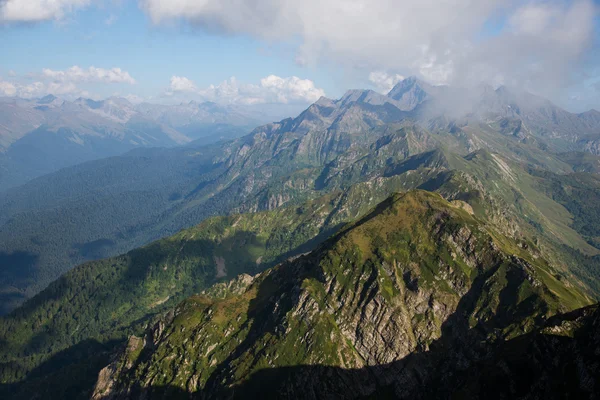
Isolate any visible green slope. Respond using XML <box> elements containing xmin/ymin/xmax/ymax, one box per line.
<box><xmin>91</xmin><ymin>191</ymin><xmax>591</xmax><ymax>399</ymax></box>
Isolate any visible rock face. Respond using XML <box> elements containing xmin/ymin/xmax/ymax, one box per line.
<box><xmin>92</xmin><ymin>191</ymin><xmax>591</xmax><ymax>399</ymax></box>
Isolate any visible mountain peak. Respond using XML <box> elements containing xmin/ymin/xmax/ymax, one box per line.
<box><xmin>37</xmin><ymin>94</ymin><xmax>58</xmax><ymax>104</ymax></box>
<box><xmin>340</xmin><ymin>88</ymin><xmax>371</xmax><ymax>100</ymax></box>
<box><xmin>314</xmin><ymin>96</ymin><xmax>336</xmax><ymax>107</ymax></box>
<box><xmin>387</xmin><ymin>76</ymin><xmax>433</xmax><ymax>110</ymax></box>
<box><xmin>339</xmin><ymin>89</ymin><xmax>395</xmax><ymax>107</ymax></box>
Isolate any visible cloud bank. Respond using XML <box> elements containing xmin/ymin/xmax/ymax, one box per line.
<box><xmin>141</xmin><ymin>0</ymin><xmax>598</xmax><ymax>100</ymax></box>
<box><xmin>0</xmin><ymin>66</ymin><xmax>136</xmax><ymax>98</ymax></box>
<box><xmin>1</xmin><ymin>0</ymin><xmax>598</xmax><ymax>108</ymax></box>
<box><xmin>42</xmin><ymin>66</ymin><xmax>136</xmax><ymax>84</ymax></box>
<box><xmin>165</xmin><ymin>75</ymin><xmax>326</xmax><ymax>105</ymax></box>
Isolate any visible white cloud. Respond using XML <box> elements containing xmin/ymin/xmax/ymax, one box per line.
<box><xmin>42</xmin><ymin>66</ymin><xmax>136</xmax><ymax>84</ymax></box>
<box><xmin>140</xmin><ymin>0</ymin><xmax>598</xmax><ymax>99</ymax></box>
<box><xmin>168</xmin><ymin>75</ymin><xmax>197</xmax><ymax>93</ymax></box>
<box><xmin>7</xmin><ymin>70</ymin><xmax>16</xmax><ymax>77</ymax></box>
<box><xmin>256</xmin><ymin>75</ymin><xmax>326</xmax><ymax>104</ymax></box>
<box><xmin>368</xmin><ymin>72</ymin><xmax>405</xmax><ymax>93</ymax></box>
<box><xmin>0</xmin><ymin>80</ymin><xmax>17</xmax><ymax>96</ymax></box>
<box><xmin>0</xmin><ymin>80</ymin><xmax>42</xmax><ymax>97</ymax></box>
<box><xmin>0</xmin><ymin>0</ymin><xmax>91</xmax><ymax>22</ymax></box>
<box><xmin>166</xmin><ymin>75</ymin><xmax>325</xmax><ymax>105</ymax></box>
<box><xmin>0</xmin><ymin>65</ymin><xmax>136</xmax><ymax>99</ymax></box>
<box><xmin>0</xmin><ymin>79</ymin><xmax>84</xmax><ymax>98</ymax></box>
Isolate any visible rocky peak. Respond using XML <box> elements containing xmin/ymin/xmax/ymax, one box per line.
<box><xmin>338</xmin><ymin>89</ymin><xmax>394</xmax><ymax>107</ymax></box>
<box><xmin>387</xmin><ymin>76</ymin><xmax>434</xmax><ymax>111</ymax></box>
<box><xmin>313</xmin><ymin>96</ymin><xmax>336</xmax><ymax>108</ymax></box>
<box><xmin>36</xmin><ymin>94</ymin><xmax>64</xmax><ymax>108</ymax></box>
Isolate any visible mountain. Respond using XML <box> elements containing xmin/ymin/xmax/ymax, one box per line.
<box><xmin>0</xmin><ymin>96</ymin><xmax>271</xmax><ymax>191</ymax></box>
<box><xmin>387</xmin><ymin>76</ymin><xmax>446</xmax><ymax>110</ymax></box>
<box><xmin>2</xmin><ymin>81</ymin><xmax>600</xmax><ymax>315</ymax></box>
<box><xmin>87</xmin><ymin>191</ymin><xmax>591</xmax><ymax>399</ymax></box>
<box><xmin>0</xmin><ymin>190</ymin><xmax>595</xmax><ymax>399</ymax></box>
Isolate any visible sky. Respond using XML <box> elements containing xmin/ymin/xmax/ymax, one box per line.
<box><xmin>0</xmin><ymin>0</ymin><xmax>599</xmax><ymax>112</ymax></box>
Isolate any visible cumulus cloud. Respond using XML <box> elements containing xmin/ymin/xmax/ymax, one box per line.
<box><xmin>140</xmin><ymin>0</ymin><xmax>598</xmax><ymax>100</ymax></box>
<box><xmin>0</xmin><ymin>0</ymin><xmax>91</xmax><ymax>22</ymax></box>
<box><xmin>165</xmin><ymin>75</ymin><xmax>325</xmax><ymax>104</ymax></box>
<box><xmin>0</xmin><ymin>80</ymin><xmax>17</xmax><ymax>96</ymax></box>
<box><xmin>257</xmin><ymin>75</ymin><xmax>326</xmax><ymax>104</ymax></box>
<box><xmin>42</xmin><ymin>66</ymin><xmax>136</xmax><ymax>84</ymax></box>
<box><xmin>368</xmin><ymin>72</ymin><xmax>405</xmax><ymax>93</ymax></box>
<box><xmin>168</xmin><ymin>75</ymin><xmax>197</xmax><ymax>93</ymax></box>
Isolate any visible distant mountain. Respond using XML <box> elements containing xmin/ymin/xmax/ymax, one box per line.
<box><xmin>0</xmin><ymin>96</ymin><xmax>273</xmax><ymax>191</ymax></box>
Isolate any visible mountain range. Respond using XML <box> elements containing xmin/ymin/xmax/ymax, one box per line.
<box><xmin>0</xmin><ymin>95</ymin><xmax>283</xmax><ymax>191</ymax></box>
<box><xmin>2</xmin><ymin>77</ymin><xmax>600</xmax><ymax>313</ymax></box>
<box><xmin>0</xmin><ymin>76</ymin><xmax>600</xmax><ymax>398</ymax></box>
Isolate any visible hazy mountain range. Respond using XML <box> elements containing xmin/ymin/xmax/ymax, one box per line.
<box><xmin>0</xmin><ymin>95</ymin><xmax>292</xmax><ymax>191</ymax></box>
<box><xmin>0</xmin><ymin>77</ymin><xmax>600</xmax><ymax>398</ymax></box>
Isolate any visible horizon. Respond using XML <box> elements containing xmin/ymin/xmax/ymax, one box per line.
<box><xmin>3</xmin><ymin>77</ymin><xmax>599</xmax><ymax>116</ymax></box>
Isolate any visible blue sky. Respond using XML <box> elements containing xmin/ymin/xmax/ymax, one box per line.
<box><xmin>0</xmin><ymin>1</ymin><xmax>344</xmax><ymax>104</ymax></box>
<box><xmin>1</xmin><ymin>0</ymin><xmax>599</xmax><ymax>111</ymax></box>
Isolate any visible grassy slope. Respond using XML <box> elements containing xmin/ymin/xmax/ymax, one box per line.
<box><xmin>102</xmin><ymin>191</ymin><xmax>590</xmax><ymax>397</ymax></box>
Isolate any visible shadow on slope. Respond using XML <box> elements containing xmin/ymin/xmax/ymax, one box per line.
<box><xmin>0</xmin><ymin>339</ymin><xmax>120</xmax><ymax>400</ymax></box>
<box><xmin>0</xmin><ymin>251</ymin><xmax>39</xmax><ymax>315</ymax></box>
<box><xmin>105</xmin><ymin>266</ymin><xmax>600</xmax><ymax>400</ymax></box>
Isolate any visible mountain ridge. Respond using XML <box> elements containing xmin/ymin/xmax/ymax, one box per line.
<box><xmin>87</xmin><ymin>190</ymin><xmax>592</xmax><ymax>399</ymax></box>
